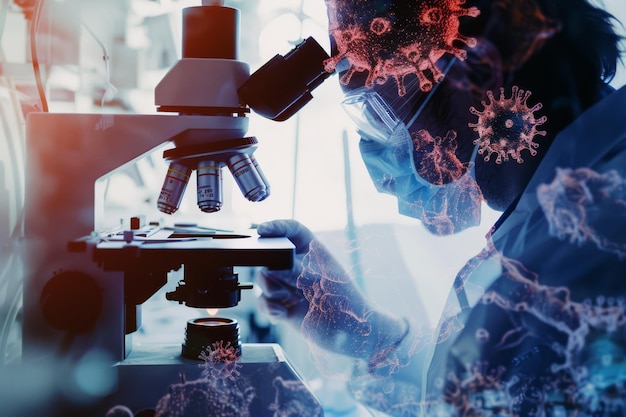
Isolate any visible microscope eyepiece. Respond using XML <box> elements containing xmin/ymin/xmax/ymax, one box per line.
<box><xmin>238</xmin><ymin>37</ymin><xmax>333</xmax><ymax>121</ymax></box>
<box><xmin>183</xmin><ymin>4</ymin><xmax>238</xmax><ymax>60</ymax></box>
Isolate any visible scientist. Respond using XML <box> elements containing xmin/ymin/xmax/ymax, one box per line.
<box><xmin>256</xmin><ymin>0</ymin><xmax>626</xmax><ymax>415</ymax></box>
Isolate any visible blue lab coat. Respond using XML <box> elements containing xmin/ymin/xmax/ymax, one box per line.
<box><xmin>353</xmin><ymin>85</ymin><xmax>626</xmax><ymax>416</ymax></box>
<box><xmin>426</xmin><ymin>84</ymin><xmax>626</xmax><ymax>416</ymax></box>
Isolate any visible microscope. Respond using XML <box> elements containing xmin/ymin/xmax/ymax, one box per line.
<box><xmin>21</xmin><ymin>1</ymin><xmax>330</xmax><ymax>415</ymax></box>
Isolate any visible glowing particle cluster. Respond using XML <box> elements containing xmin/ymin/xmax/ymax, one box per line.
<box><xmin>154</xmin><ymin>342</ymin><xmax>253</xmax><ymax>417</ymax></box>
<box><xmin>412</xmin><ymin>129</ymin><xmax>466</xmax><ymax>185</ymax></box>
<box><xmin>198</xmin><ymin>341</ymin><xmax>242</xmax><ymax>382</ymax></box>
<box><xmin>537</xmin><ymin>167</ymin><xmax>626</xmax><ymax>258</ymax></box>
<box><xmin>323</xmin><ymin>0</ymin><xmax>480</xmax><ymax>95</ymax></box>
<box><xmin>469</xmin><ymin>85</ymin><xmax>547</xmax><ymax>163</ymax></box>
<box><xmin>154</xmin><ymin>376</ymin><xmax>255</xmax><ymax>417</ymax></box>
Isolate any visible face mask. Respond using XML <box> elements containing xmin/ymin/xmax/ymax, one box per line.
<box><xmin>341</xmin><ymin>57</ymin><xmax>484</xmax><ymax>235</ymax></box>
<box><xmin>358</xmin><ymin>122</ymin><xmax>483</xmax><ymax>235</ymax></box>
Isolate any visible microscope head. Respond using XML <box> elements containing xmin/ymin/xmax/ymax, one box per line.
<box><xmin>153</xmin><ymin>1</ymin><xmax>332</xmax><ymax>216</ymax></box>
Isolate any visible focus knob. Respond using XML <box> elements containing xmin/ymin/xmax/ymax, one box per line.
<box><xmin>40</xmin><ymin>271</ymin><xmax>102</xmax><ymax>333</ymax></box>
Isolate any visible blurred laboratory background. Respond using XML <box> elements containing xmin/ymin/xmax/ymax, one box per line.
<box><xmin>0</xmin><ymin>0</ymin><xmax>624</xmax><ymax>416</ymax></box>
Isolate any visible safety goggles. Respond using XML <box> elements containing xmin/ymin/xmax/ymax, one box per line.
<box><xmin>341</xmin><ymin>89</ymin><xmax>403</xmax><ymax>144</ymax></box>
<box><xmin>340</xmin><ymin>58</ymin><xmax>456</xmax><ymax>145</ymax></box>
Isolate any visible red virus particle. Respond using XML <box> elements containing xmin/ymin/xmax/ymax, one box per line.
<box><xmin>324</xmin><ymin>0</ymin><xmax>480</xmax><ymax>95</ymax></box>
<box><xmin>468</xmin><ymin>86</ymin><xmax>547</xmax><ymax>163</ymax></box>
<box><xmin>416</xmin><ymin>0</ymin><xmax>481</xmax><ymax>59</ymax></box>
<box><xmin>198</xmin><ymin>341</ymin><xmax>242</xmax><ymax>383</ymax></box>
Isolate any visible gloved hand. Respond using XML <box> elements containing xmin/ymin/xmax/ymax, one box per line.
<box><xmin>255</xmin><ymin>219</ymin><xmax>314</xmax><ymax>323</ymax></box>
<box><xmin>256</xmin><ymin>219</ymin><xmax>409</xmax><ymax>370</ymax></box>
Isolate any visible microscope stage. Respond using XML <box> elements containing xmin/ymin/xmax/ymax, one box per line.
<box><xmin>82</xmin><ymin>227</ymin><xmax>295</xmax><ymax>271</ymax></box>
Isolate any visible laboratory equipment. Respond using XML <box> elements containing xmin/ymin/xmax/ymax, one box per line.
<box><xmin>21</xmin><ymin>1</ymin><xmax>330</xmax><ymax>415</ymax></box>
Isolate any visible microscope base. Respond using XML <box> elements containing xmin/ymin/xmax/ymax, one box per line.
<box><xmin>97</xmin><ymin>343</ymin><xmax>323</xmax><ymax>417</ymax></box>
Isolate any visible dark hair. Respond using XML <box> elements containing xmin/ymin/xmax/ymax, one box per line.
<box><xmin>541</xmin><ymin>0</ymin><xmax>623</xmax><ymax>83</ymax></box>
<box><xmin>330</xmin><ymin>0</ymin><xmax>623</xmax><ymax>124</ymax></box>
<box><xmin>464</xmin><ymin>0</ymin><xmax>623</xmax><ymax>127</ymax></box>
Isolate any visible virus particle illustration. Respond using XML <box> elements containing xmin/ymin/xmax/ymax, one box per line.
<box><xmin>323</xmin><ymin>0</ymin><xmax>480</xmax><ymax>95</ymax></box>
<box><xmin>487</xmin><ymin>0</ymin><xmax>562</xmax><ymax>70</ymax></box>
<box><xmin>268</xmin><ymin>377</ymin><xmax>323</xmax><ymax>417</ymax></box>
<box><xmin>469</xmin><ymin>85</ymin><xmax>547</xmax><ymax>163</ymax></box>
<box><xmin>198</xmin><ymin>340</ymin><xmax>242</xmax><ymax>382</ymax></box>
<box><xmin>536</xmin><ymin>167</ymin><xmax>626</xmax><ymax>258</ymax></box>
<box><xmin>154</xmin><ymin>342</ymin><xmax>254</xmax><ymax>417</ymax></box>
<box><xmin>412</xmin><ymin>129</ymin><xmax>466</xmax><ymax>185</ymax></box>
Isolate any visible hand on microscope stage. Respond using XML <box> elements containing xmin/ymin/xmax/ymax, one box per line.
<box><xmin>256</xmin><ymin>219</ymin><xmax>314</xmax><ymax>322</ymax></box>
<box><xmin>257</xmin><ymin>220</ymin><xmax>409</xmax><ymax>364</ymax></box>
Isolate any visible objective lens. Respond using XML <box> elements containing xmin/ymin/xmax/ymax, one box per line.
<box><xmin>158</xmin><ymin>163</ymin><xmax>192</xmax><ymax>214</ymax></box>
<box><xmin>227</xmin><ymin>153</ymin><xmax>268</xmax><ymax>202</ymax></box>
<box><xmin>196</xmin><ymin>160</ymin><xmax>223</xmax><ymax>213</ymax></box>
<box><xmin>250</xmin><ymin>155</ymin><xmax>271</xmax><ymax>197</ymax></box>
<box><xmin>182</xmin><ymin>317</ymin><xmax>242</xmax><ymax>360</ymax></box>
